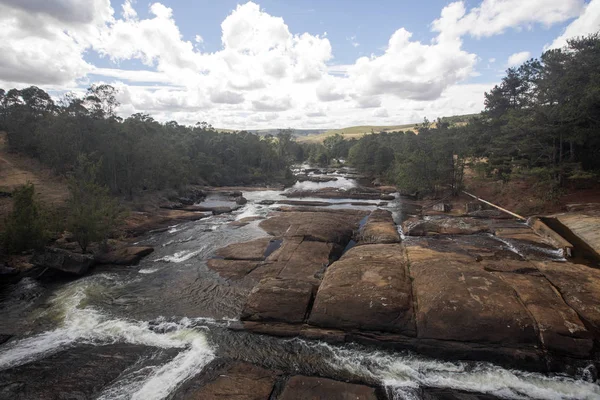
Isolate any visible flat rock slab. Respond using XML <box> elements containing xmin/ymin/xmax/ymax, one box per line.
<box><xmin>215</xmin><ymin>237</ymin><xmax>274</xmax><ymax>261</ymax></box>
<box><xmin>259</xmin><ymin>211</ymin><xmax>367</xmax><ymax>245</ymax></box>
<box><xmin>179</xmin><ymin>362</ymin><xmax>277</xmax><ymax>400</ymax></box>
<box><xmin>497</xmin><ymin>272</ymin><xmax>593</xmax><ymax>357</ymax></box>
<box><xmin>267</xmin><ymin>238</ymin><xmax>333</xmax><ymax>287</ymax></box>
<box><xmin>555</xmin><ymin>211</ymin><xmax>600</xmax><ymax>259</ymax></box>
<box><xmin>95</xmin><ymin>246</ymin><xmax>154</xmax><ymax>265</ymax></box>
<box><xmin>279</xmin><ymin>376</ymin><xmax>378</xmax><ymax>400</ymax></box>
<box><xmin>361</xmin><ymin>209</ymin><xmax>401</xmax><ymax>244</ymax></box>
<box><xmin>309</xmin><ymin>244</ymin><xmax>416</xmax><ymax>335</ymax></box>
<box><xmin>407</xmin><ymin>245</ymin><xmax>538</xmax><ymax>345</ymax></box>
<box><xmin>403</xmin><ymin>217</ymin><xmax>491</xmax><ymax>236</ymax></box>
<box><xmin>241</xmin><ymin>278</ymin><xmax>313</xmax><ymax>323</ymax></box>
<box><xmin>534</xmin><ymin>261</ymin><xmax>600</xmax><ymax>335</ymax></box>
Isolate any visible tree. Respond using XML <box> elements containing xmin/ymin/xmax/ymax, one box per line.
<box><xmin>2</xmin><ymin>183</ymin><xmax>48</xmax><ymax>253</ymax></box>
<box><xmin>67</xmin><ymin>155</ymin><xmax>121</xmax><ymax>252</ymax></box>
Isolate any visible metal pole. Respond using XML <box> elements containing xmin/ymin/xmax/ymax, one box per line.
<box><xmin>462</xmin><ymin>190</ymin><xmax>527</xmax><ymax>221</ymax></box>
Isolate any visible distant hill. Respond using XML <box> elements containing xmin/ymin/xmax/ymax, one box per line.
<box><xmin>216</xmin><ymin>113</ymin><xmax>479</xmax><ymax>143</ymax></box>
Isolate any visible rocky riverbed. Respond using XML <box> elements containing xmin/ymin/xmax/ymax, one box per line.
<box><xmin>0</xmin><ymin>167</ymin><xmax>599</xmax><ymax>400</ymax></box>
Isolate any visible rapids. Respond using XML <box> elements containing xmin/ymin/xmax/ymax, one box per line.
<box><xmin>0</xmin><ymin>169</ymin><xmax>598</xmax><ymax>399</ymax></box>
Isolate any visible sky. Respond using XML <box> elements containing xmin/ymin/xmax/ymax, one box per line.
<box><xmin>1</xmin><ymin>0</ymin><xmax>599</xmax><ymax>129</ymax></box>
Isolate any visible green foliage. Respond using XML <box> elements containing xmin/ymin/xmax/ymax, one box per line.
<box><xmin>66</xmin><ymin>155</ymin><xmax>121</xmax><ymax>252</ymax></box>
<box><xmin>2</xmin><ymin>183</ymin><xmax>48</xmax><ymax>253</ymax></box>
<box><xmin>0</xmin><ymin>85</ymin><xmax>295</xmax><ymax>195</ymax></box>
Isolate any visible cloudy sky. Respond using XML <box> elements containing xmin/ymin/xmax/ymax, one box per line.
<box><xmin>1</xmin><ymin>0</ymin><xmax>599</xmax><ymax>129</ymax></box>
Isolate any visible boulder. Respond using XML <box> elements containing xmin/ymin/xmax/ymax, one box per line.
<box><xmin>534</xmin><ymin>261</ymin><xmax>600</xmax><ymax>335</ymax></box>
<box><xmin>380</xmin><ymin>194</ymin><xmax>396</xmax><ymax>201</ymax></box>
<box><xmin>180</xmin><ymin>362</ymin><xmax>277</xmax><ymax>400</ymax></box>
<box><xmin>361</xmin><ymin>209</ymin><xmax>401</xmax><ymax>244</ymax></box>
<box><xmin>258</xmin><ymin>200</ymin><xmax>276</xmax><ymax>205</ymax></box>
<box><xmin>32</xmin><ymin>247</ymin><xmax>95</xmax><ymax>275</ymax></box>
<box><xmin>241</xmin><ymin>278</ymin><xmax>313</xmax><ymax>323</ymax></box>
<box><xmin>497</xmin><ymin>272</ymin><xmax>593</xmax><ymax>357</ymax></box>
<box><xmin>406</xmin><ymin>245</ymin><xmax>538</xmax><ymax>345</ymax></box>
<box><xmin>279</xmin><ymin>376</ymin><xmax>377</xmax><ymax>400</ymax></box>
<box><xmin>403</xmin><ymin>217</ymin><xmax>491</xmax><ymax>236</ymax></box>
<box><xmin>95</xmin><ymin>246</ymin><xmax>154</xmax><ymax>266</ymax></box>
<box><xmin>215</xmin><ymin>237</ymin><xmax>274</xmax><ymax>261</ymax></box>
<box><xmin>235</xmin><ymin>196</ymin><xmax>248</xmax><ymax>205</ymax></box>
<box><xmin>309</xmin><ymin>244</ymin><xmax>416</xmax><ymax>335</ymax></box>
<box><xmin>259</xmin><ymin>211</ymin><xmax>367</xmax><ymax>245</ymax></box>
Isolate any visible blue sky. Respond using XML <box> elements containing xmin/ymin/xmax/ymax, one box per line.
<box><xmin>1</xmin><ymin>0</ymin><xmax>599</xmax><ymax>128</ymax></box>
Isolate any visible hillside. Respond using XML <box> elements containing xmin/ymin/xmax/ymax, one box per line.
<box><xmin>0</xmin><ymin>132</ymin><xmax>69</xmax><ymax>218</ymax></box>
<box><xmin>216</xmin><ymin>114</ymin><xmax>479</xmax><ymax>143</ymax></box>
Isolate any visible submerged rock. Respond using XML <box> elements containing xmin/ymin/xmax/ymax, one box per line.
<box><xmin>95</xmin><ymin>246</ymin><xmax>154</xmax><ymax>266</ymax></box>
<box><xmin>31</xmin><ymin>247</ymin><xmax>94</xmax><ymax>275</ymax></box>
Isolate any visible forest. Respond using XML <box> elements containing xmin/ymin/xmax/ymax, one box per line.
<box><xmin>301</xmin><ymin>34</ymin><xmax>600</xmax><ymax>198</ymax></box>
<box><xmin>0</xmin><ymin>85</ymin><xmax>298</xmax><ymax>197</ymax></box>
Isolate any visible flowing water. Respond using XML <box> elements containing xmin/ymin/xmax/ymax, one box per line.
<box><xmin>0</xmin><ymin>171</ymin><xmax>598</xmax><ymax>399</ymax></box>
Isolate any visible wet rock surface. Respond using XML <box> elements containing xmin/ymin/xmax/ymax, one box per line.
<box><xmin>225</xmin><ymin>201</ymin><xmax>600</xmax><ymax>372</ymax></box>
<box><xmin>95</xmin><ymin>246</ymin><xmax>154</xmax><ymax>265</ymax></box>
<box><xmin>31</xmin><ymin>247</ymin><xmax>94</xmax><ymax>275</ymax></box>
<box><xmin>279</xmin><ymin>376</ymin><xmax>378</xmax><ymax>400</ymax></box>
<box><xmin>176</xmin><ymin>361</ymin><xmax>277</xmax><ymax>400</ymax></box>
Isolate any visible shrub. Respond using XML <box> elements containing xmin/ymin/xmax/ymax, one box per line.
<box><xmin>67</xmin><ymin>155</ymin><xmax>121</xmax><ymax>252</ymax></box>
<box><xmin>2</xmin><ymin>183</ymin><xmax>48</xmax><ymax>253</ymax></box>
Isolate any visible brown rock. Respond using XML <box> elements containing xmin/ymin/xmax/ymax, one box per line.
<box><xmin>534</xmin><ymin>261</ymin><xmax>600</xmax><ymax>335</ymax></box>
<box><xmin>31</xmin><ymin>247</ymin><xmax>94</xmax><ymax>275</ymax></box>
<box><xmin>403</xmin><ymin>217</ymin><xmax>491</xmax><ymax>236</ymax></box>
<box><xmin>407</xmin><ymin>245</ymin><xmax>538</xmax><ymax>345</ymax></box>
<box><xmin>267</xmin><ymin>238</ymin><xmax>333</xmax><ymax>287</ymax></box>
<box><xmin>215</xmin><ymin>238</ymin><xmax>274</xmax><ymax>261</ymax></box>
<box><xmin>259</xmin><ymin>211</ymin><xmax>366</xmax><ymax>245</ymax></box>
<box><xmin>180</xmin><ymin>362</ymin><xmax>277</xmax><ymax>400</ymax></box>
<box><xmin>309</xmin><ymin>244</ymin><xmax>416</xmax><ymax>335</ymax></box>
<box><xmin>95</xmin><ymin>246</ymin><xmax>154</xmax><ymax>265</ymax></box>
<box><xmin>241</xmin><ymin>278</ymin><xmax>313</xmax><ymax>323</ymax></box>
<box><xmin>361</xmin><ymin>209</ymin><xmax>401</xmax><ymax>244</ymax></box>
<box><xmin>206</xmin><ymin>259</ymin><xmax>260</xmax><ymax>281</ymax></box>
<box><xmin>279</xmin><ymin>376</ymin><xmax>377</xmax><ymax>400</ymax></box>
<box><xmin>497</xmin><ymin>272</ymin><xmax>593</xmax><ymax>357</ymax></box>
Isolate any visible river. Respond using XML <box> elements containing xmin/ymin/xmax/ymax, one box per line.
<box><xmin>0</xmin><ymin>169</ymin><xmax>598</xmax><ymax>400</ymax></box>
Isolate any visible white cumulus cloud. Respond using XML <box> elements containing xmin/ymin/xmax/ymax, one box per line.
<box><xmin>507</xmin><ymin>51</ymin><xmax>531</xmax><ymax>67</ymax></box>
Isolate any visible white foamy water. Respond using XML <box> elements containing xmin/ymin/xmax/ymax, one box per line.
<box><xmin>138</xmin><ymin>267</ymin><xmax>160</xmax><ymax>274</ymax></box>
<box><xmin>0</xmin><ymin>276</ymin><xmax>215</xmax><ymax>400</ymax></box>
<box><xmin>315</xmin><ymin>342</ymin><xmax>600</xmax><ymax>400</ymax></box>
<box><xmin>153</xmin><ymin>247</ymin><xmax>205</xmax><ymax>263</ymax></box>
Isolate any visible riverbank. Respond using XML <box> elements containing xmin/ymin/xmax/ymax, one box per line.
<box><xmin>0</xmin><ymin>167</ymin><xmax>599</xmax><ymax>399</ymax></box>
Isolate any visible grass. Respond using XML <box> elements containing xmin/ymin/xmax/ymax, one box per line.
<box><xmin>296</xmin><ymin>124</ymin><xmax>420</xmax><ymax>143</ymax></box>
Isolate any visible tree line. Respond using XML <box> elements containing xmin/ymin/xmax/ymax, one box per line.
<box><xmin>300</xmin><ymin>34</ymin><xmax>600</xmax><ymax>198</ymax></box>
<box><xmin>0</xmin><ymin>85</ymin><xmax>295</xmax><ymax>198</ymax></box>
